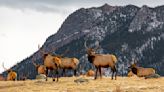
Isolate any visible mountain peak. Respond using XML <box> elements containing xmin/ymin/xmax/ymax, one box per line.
<box><xmin>99</xmin><ymin>3</ymin><xmax>117</xmax><ymax>12</ymax></box>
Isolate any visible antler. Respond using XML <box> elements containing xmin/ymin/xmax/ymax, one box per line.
<box><xmin>38</xmin><ymin>44</ymin><xmax>46</xmax><ymax>55</ymax></box>
<box><xmin>60</xmin><ymin>48</ymin><xmax>69</xmax><ymax>57</ymax></box>
<box><xmin>31</xmin><ymin>56</ymin><xmax>39</xmax><ymax>68</ymax></box>
<box><xmin>84</xmin><ymin>40</ymin><xmax>89</xmax><ymax>49</ymax></box>
<box><xmin>2</xmin><ymin>62</ymin><xmax>8</xmax><ymax>71</ymax></box>
<box><xmin>94</xmin><ymin>41</ymin><xmax>100</xmax><ymax>51</ymax></box>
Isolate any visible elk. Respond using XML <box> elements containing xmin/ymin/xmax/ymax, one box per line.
<box><xmin>39</xmin><ymin>48</ymin><xmax>60</xmax><ymax>82</ymax></box>
<box><xmin>84</xmin><ymin>41</ymin><xmax>118</xmax><ymax>80</ymax></box>
<box><xmin>2</xmin><ymin>62</ymin><xmax>17</xmax><ymax>81</ymax></box>
<box><xmin>128</xmin><ymin>63</ymin><xmax>156</xmax><ymax>77</ymax></box>
<box><xmin>31</xmin><ymin>56</ymin><xmax>46</xmax><ymax>75</ymax></box>
<box><xmin>53</xmin><ymin>56</ymin><xmax>79</xmax><ymax>77</ymax></box>
<box><xmin>85</xmin><ymin>69</ymin><xmax>95</xmax><ymax>77</ymax></box>
<box><xmin>127</xmin><ymin>70</ymin><xmax>134</xmax><ymax>77</ymax></box>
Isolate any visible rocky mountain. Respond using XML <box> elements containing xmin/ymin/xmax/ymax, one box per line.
<box><xmin>3</xmin><ymin>4</ymin><xmax>164</xmax><ymax>79</ymax></box>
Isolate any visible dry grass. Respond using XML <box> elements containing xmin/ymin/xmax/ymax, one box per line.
<box><xmin>0</xmin><ymin>76</ymin><xmax>164</xmax><ymax>92</ymax></box>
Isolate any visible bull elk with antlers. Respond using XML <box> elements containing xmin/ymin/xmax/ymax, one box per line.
<box><xmin>2</xmin><ymin>62</ymin><xmax>17</xmax><ymax>81</ymax></box>
<box><xmin>84</xmin><ymin>41</ymin><xmax>118</xmax><ymax>80</ymax></box>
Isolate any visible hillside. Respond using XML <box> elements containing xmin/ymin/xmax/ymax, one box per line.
<box><xmin>3</xmin><ymin>4</ymin><xmax>164</xmax><ymax>79</ymax></box>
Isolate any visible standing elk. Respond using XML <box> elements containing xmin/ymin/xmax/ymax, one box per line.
<box><xmin>39</xmin><ymin>48</ymin><xmax>60</xmax><ymax>82</ymax></box>
<box><xmin>128</xmin><ymin>63</ymin><xmax>156</xmax><ymax>77</ymax></box>
<box><xmin>2</xmin><ymin>62</ymin><xmax>17</xmax><ymax>81</ymax></box>
<box><xmin>53</xmin><ymin>56</ymin><xmax>79</xmax><ymax>77</ymax></box>
<box><xmin>84</xmin><ymin>41</ymin><xmax>118</xmax><ymax>80</ymax></box>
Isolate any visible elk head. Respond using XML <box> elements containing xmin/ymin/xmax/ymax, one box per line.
<box><xmin>84</xmin><ymin>40</ymin><xmax>100</xmax><ymax>56</ymax></box>
<box><xmin>2</xmin><ymin>62</ymin><xmax>14</xmax><ymax>74</ymax></box>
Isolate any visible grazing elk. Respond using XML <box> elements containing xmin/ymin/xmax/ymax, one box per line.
<box><xmin>128</xmin><ymin>63</ymin><xmax>156</xmax><ymax>77</ymax></box>
<box><xmin>2</xmin><ymin>62</ymin><xmax>17</xmax><ymax>81</ymax></box>
<box><xmin>84</xmin><ymin>41</ymin><xmax>118</xmax><ymax>80</ymax></box>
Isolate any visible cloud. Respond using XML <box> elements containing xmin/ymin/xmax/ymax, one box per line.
<box><xmin>0</xmin><ymin>0</ymin><xmax>164</xmax><ymax>14</ymax></box>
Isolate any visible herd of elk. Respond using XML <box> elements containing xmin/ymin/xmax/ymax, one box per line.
<box><xmin>0</xmin><ymin>41</ymin><xmax>158</xmax><ymax>81</ymax></box>
<box><xmin>37</xmin><ymin>45</ymin><xmax>80</xmax><ymax>81</ymax></box>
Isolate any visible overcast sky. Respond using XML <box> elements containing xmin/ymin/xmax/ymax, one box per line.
<box><xmin>0</xmin><ymin>0</ymin><xmax>164</xmax><ymax>73</ymax></box>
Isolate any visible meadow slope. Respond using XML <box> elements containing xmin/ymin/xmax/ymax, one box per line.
<box><xmin>0</xmin><ymin>76</ymin><xmax>164</xmax><ymax>92</ymax></box>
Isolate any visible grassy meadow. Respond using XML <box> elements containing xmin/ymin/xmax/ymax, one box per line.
<box><xmin>0</xmin><ymin>76</ymin><xmax>164</xmax><ymax>92</ymax></box>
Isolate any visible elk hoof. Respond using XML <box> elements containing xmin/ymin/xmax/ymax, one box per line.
<box><xmin>52</xmin><ymin>79</ymin><xmax>55</xmax><ymax>81</ymax></box>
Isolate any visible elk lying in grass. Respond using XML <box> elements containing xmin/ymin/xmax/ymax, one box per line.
<box><xmin>32</xmin><ymin>56</ymin><xmax>46</xmax><ymax>75</ymax></box>
<box><xmin>86</xmin><ymin>69</ymin><xmax>95</xmax><ymax>77</ymax></box>
<box><xmin>128</xmin><ymin>63</ymin><xmax>155</xmax><ymax>77</ymax></box>
<box><xmin>53</xmin><ymin>57</ymin><xmax>79</xmax><ymax>76</ymax></box>
<box><xmin>2</xmin><ymin>63</ymin><xmax>17</xmax><ymax>81</ymax></box>
<box><xmin>84</xmin><ymin>41</ymin><xmax>118</xmax><ymax>80</ymax></box>
<box><xmin>127</xmin><ymin>70</ymin><xmax>134</xmax><ymax>77</ymax></box>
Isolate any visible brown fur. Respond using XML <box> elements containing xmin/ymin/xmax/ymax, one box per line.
<box><xmin>53</xmin><ymin>57</ymin><xmax>79</xmax><ymax>76</ymax></box>
<box><xmin>127</xmin><ymin>70</ymin><xmax>134</xmax><ymax>77</ymax></box>
<box><xmin>87</xmin><ymin>48</ymin><xmax>118</xmax><ymax>80</ymax></box>
<box><xmin>2</xmin><ymin>63</ymin><xmax>17</xmax><ymax>81</ymax></box>
<box><xmin>6</xmin><ymin>70</ymin><xmax>17</xmax><ymax>81</ymax></box>
<box><xmin>43</xmin><ymin>54</ymin><xmax>60</xmax><ymax>81</ymax></box>
<box><xmin>129</xmin><ymin>64</ymin><xmax>156</xmax><ymax>77</ymax></box>
<box><xmin>32</xmin><ymin>57</ymin><xmax>46</xmax><ymax>75</ymax></box>
<box><xmin>86</xmin><ymin>69</ymin><xmax>95</xmax><ymax>77</ymax></box>
<box><xmin>37</xmin><ymin>65</ymin><xmax>46</xmax><ymax>75</ymax></box>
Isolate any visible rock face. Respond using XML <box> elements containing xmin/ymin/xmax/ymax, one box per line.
<box><xmin>3</xmin><ymin>4</ymin><xmax>164</xmax><ymax>79</ymax></box>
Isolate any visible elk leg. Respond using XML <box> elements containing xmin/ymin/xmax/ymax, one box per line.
<box><xmin>45</xmin><ymin>68</ymin><xmax>49</xmax><ymax>81</ymax></box>
<box><xmin>114</xmin><ymin>66</ymin><xmax>117</xmax><ymax>80</ymax></box>
<box><xmin>98</xmin><ymin>67</ymin><xmax>102</xmax><ymax>79</ymax></box>
<box><xmin>95</xmin><ymin>67</ymin><xmax>98</xmax><ymax>80</ymax></box>
<box><xmin>74</xmin><ymin>69</ymin><xmax>77</xmax><ymax>76</ymax></box>
<box><xmin>55</xmin><ymin>67</ymin><xmax>59</xmax><ymax>82</ymax></box>
<box><xmin>62</xmin><ymin>69</ymin><xmax>65</xmax><ymax>77</ymax></box>
<box><xmin>52</xmin><ymin>70</ymin><xmax>56</xmax><ymax>81</ymax></box>
<box><xmin>111</xmin><ymin>68</ymin><xmax>114</xmax><ymax>80</ymax></box>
